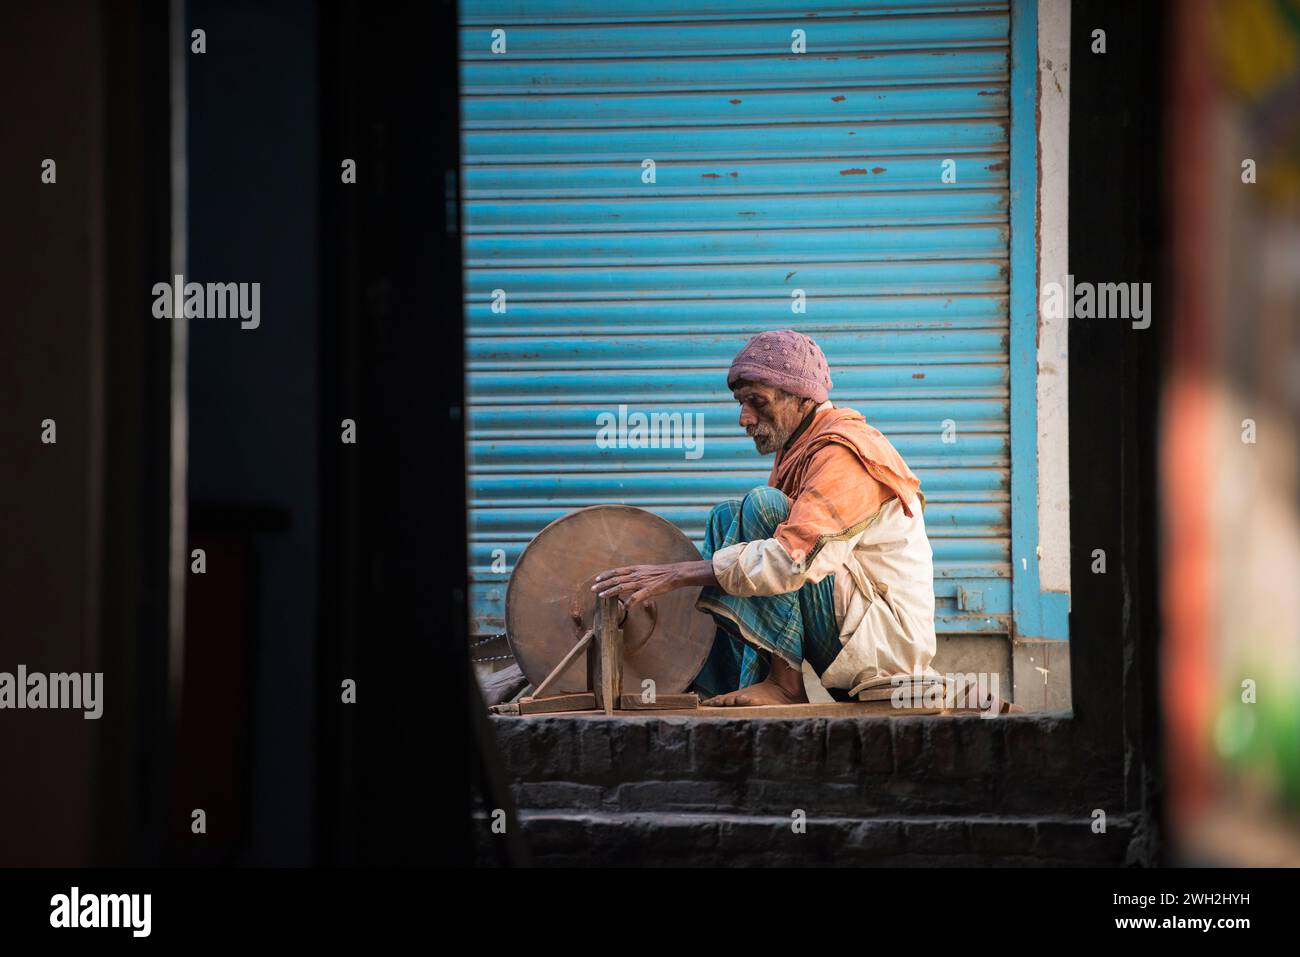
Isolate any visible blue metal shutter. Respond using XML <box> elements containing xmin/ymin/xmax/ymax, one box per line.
<box><xmin>460</xmin><ymin>0</ymin><xmax>1012</xmax><ymax>638</ymax></box>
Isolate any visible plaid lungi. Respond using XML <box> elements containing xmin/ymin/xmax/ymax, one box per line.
<box><xmin>690</xmin><ymin>486</ymin><xmax>842</xmax><ymax>698</ymax></box>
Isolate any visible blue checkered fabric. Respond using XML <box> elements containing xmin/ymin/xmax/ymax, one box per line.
<box><xmin>691</xmin><ymin>487</ymin><xmax>842</xmax><ymax>698</ymax></box>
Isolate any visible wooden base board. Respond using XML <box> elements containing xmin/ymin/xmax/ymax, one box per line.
<box><xmin>503</xmin><ymin>700</ymin><xmax>1006</xmax><ymax>718</ymax></box>
<box><xmin>506</xmin><ymin>692</ymin><xmax>702</xmax><ymax>715</ymax></box>
<box><xmin>517</xmin><ymin>692</ymin><xmax>597</xmax><ymax>715</ymax></box>
<box><xmin>617</xmin><ymin>693</ymin><xmax>699</xmax><ymax>711</ymax></box>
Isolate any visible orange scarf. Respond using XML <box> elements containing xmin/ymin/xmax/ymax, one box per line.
<box><xmin>769</xmin><ymin>406</ymin><xmax>923</xmax><ymax>560</ymax></box>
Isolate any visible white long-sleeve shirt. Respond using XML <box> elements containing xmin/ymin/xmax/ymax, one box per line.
<box><xmin>710</xmin><ymin>483</ymin><xmax>940</xmax><ymax>698</ymax></box>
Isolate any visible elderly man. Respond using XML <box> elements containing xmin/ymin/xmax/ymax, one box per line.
<box><xmin>594</xmin><ymin>330</ymin><xmax>939</xmax><ymax>707</ymax></box>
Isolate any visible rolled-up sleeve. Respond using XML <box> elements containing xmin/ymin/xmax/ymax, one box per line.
<box><xmin>712</xmin><ymin>534</ymin><xmax>855</xmax><ymax>597</ymax></box>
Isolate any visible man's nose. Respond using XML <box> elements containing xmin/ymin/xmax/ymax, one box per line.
<box><xmin>738</xmin><ymin>408</ymin><xmax>755</xmax><ymax>428</ymax></box>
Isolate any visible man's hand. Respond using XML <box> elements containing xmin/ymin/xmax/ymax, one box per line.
<box><xmin>592</xmin><ymin>559</ymin><xmax>717</xmax><ymax>609</ymax></box>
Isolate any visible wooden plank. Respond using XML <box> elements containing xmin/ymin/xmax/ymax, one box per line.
<box><xmin>647</xmin><ymin>701</ymin><xmax>950</xmax><ymax>718</ymax></box>
<box><xmin>531</xmin><ymin>628</ymin><xmax>593</xmax><ymax>700</ymax></box>
<box><xmin>594</xmin><ymin>596</ymin><xmax>622</xmax><ymax>715</ymax></box>
<box><xmin>856</xmin><ymin>679</ymin><xmax>947</xmax><ymax>703</ymax></box>
<box><xmin>517</xmin><ymin>692</ymin><xmax>597</xmax><ymax>715</ymax></box>
<box><xmin>618</xmin><ymin>693</ymin><xmax>699</xmax><ymax>711</ymax></box>
<box><xmin>694</xmin><ymin>702</ymin><xmax>942</xmax><ymax>718</ymax></box>
<box><xmin>510</xmin><ymin>701</ymin><xmax>987</xmax><ymax>718</ymax></box>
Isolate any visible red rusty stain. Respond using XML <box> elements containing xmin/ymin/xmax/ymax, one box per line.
<box><xmin>701</xmin><ymin>173</ymin><xmax>721</xmax><ymax>179</ymax></box>
<box><xmin>738</xmin><ymin>211</ymin><xmax>757</xmax><ymax>216</ymax></box>
<box><xmin>729</xmin><ymin>98</ymin><xmax>742</xmax><ymax>104</ymax></box>
<box><xmin>848</xmin><ymin>131</ymin><xmax>856</xmax><ymax>135</ymax></box>
<box><xmin>871</xmin><ymin>166</ymin><xmax>886</xmax><ymax>174</ymax></box>
<box><xmin>785</xmin><ymin>271</ymin><xmax>797</xmax><ymax>281</ymax></box>
<box><xmin>912</xmin><ymin>372</ymin><xmax>926</xmax><ymax>380</ymax></box>
<box><xmin>987</xmin><ymin>159</ymin><xmax>1009</xmax><ymax>172</ymax></box>
<box><xmin>729</xmin><ymin>171</ymin><xmax>738</xmax><ymax>177</ymax></box>
<box><xmin>831</xmin><ymin>95</ymin><xmax>846</xmax><ymax>102</ymax></box>
<box><xmin>839</xmin><ymin>167</ymin><xmax>868</xmax><ymax>175</ymax></box>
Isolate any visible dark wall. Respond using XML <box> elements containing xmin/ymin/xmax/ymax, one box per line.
<box><xmin>1</xmin><ymin>0</ymin><xmax>174</xmax><ymax>867</ymax></box>
<box><xmin>183</xmin><ymin>0</ymin><xmax>321</xmax><ymax>865</ymax></box>
<box><xmin>0</xmin><ymin>0</ymin><xmax>107</xmax><ymax>868</ymax></box>
<box><xmin>175</xmin><ymin>0</ymin><xmax>477</xmax><ymax>867</ymax></box>
<box><xmin>2</xmin><ymin>0</ymin><xmax>475</xmax><ymax>869</ymax></box>
<box><xmin>1067</xmin><ymin>0</ymin><xmax>1167</xmax><ymax>857</ymax></box>
<box><xmin>316</xmin><ymin>0</ymin><xmax>476</xmax><ymax>866</ymax></box>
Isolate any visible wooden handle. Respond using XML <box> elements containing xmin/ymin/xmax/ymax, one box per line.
<box><xmin>531</xmin><ymin>628</ymin><xmax>594</xmax><ymax>700</ymax></box>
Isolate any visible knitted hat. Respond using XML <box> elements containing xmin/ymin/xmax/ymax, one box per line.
<box><xmin>726</xmin><ymin>330</ymin><xmax>833</xmax><ymax>403</ymax></box>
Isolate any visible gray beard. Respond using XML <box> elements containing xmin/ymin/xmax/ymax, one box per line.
<box><xmin>749</xmin><ymin>426</ymin><xmax>789</xmax><ymax>455</ymax></box>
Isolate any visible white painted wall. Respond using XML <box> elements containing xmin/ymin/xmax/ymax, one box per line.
<box><xmin>1037</xmin><ymin>0</ymin><xmax>1071</xmax><ymax>597</ymax></box>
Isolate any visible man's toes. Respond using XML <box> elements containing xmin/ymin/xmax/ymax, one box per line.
<box><xmin>704</xmin><ymin>692</ymin><xmax>742</xmax><ymax>706</ymax></box>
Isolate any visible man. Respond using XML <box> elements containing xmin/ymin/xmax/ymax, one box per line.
<box><xmin>594</xmin><ymin>329</ymin><xmax>939</xmax><ymax>707</ymax></box>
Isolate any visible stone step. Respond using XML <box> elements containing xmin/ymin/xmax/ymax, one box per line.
<box><xmin>471</xmin><ymin>810</ymin><xmax>1137</xmax><ymax>866</ymax></box>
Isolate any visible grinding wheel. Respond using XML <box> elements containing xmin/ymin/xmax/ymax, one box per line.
<box><xmin>505</xmin><ymin>505</ymin><xmax>716</xmax><ymax>696</ymax></box>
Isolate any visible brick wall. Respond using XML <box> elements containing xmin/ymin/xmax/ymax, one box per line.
<box><xmin>474</xmin><ymin>713</ymin><xmax>1150</xmax><ymax>866</ymax></box>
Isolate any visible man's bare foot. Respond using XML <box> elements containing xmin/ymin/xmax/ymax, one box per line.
<box><xmin>702</xmin><ymin>678</ymin><xmax>807</xmax><ymax>707</ymax></box>
<box><xmin>702</xmin><ymin>654</ymin><xmax>808</xmax><ymax>707</ymax></box>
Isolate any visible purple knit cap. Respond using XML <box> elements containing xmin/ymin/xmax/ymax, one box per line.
<box><xmin>727</xmin><ymin>330</ymin><xmax>832</xmax><ymax>403</ymax></box>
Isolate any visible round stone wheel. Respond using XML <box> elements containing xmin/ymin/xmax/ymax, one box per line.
<box><xmin>505</xmin><ymin>505</ymin><xmax>716</xmax><ymax>696</ymax></box>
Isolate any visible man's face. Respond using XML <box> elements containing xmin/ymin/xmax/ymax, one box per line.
<box><xmin>733</xmin><ymin>381</ymin><xmax>811</xmax><ymax>455</ymax></box>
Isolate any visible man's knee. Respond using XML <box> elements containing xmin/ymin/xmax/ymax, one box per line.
<box><xmin>705</xmin><ymin>499</ymin><xmax>742</xmax><ymax>548</ymax></box>
<box><xmin>740</xmin><ymin>486</ymin><xmax>790</xmax><ymax>535</ymax></box>
<box><xmin>708</xmin><ymin>498</ymin><xmax>742</xmax><ymax>529</ymax></box>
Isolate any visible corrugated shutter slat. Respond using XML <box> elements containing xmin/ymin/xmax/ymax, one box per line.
<box><xmin>460</xmin><ymin>1</ymin><xmax>1011</xmax><ymax>637</ymax></box>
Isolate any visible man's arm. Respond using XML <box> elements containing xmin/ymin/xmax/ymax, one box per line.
<box><xmin>592</xmin><ymin>559</ymin><xmax>716</xmax><ymax>607</ymax></box>
<box><xmin>713</xmin><ymin>445</ymin><xmax>887</xmax><ymax>598</ymax></box>
<box><xmin>594</xmin><ymin>445</ymin><xmax>887</xmax><ymax>605</ymax></box>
